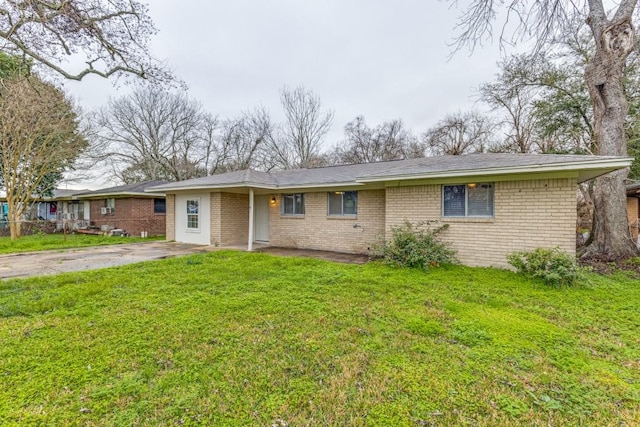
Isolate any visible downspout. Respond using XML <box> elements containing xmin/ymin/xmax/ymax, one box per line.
<box><xmin>248</xmin><ymin>188</ymin><xmax>254</xmax><ymax>251</ymax></box>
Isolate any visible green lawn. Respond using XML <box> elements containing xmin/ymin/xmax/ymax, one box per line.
<box><xmin>0</xmin><ymin>233</ymin><xmax>164</xmax><ymax>254</ymax></box>
<box><xmin>0</xmin><ymin>251</ymin><xmax>638</xmax><ymax>426</ymax></box>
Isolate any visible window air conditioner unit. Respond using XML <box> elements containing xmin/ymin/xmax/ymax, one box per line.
<box><xmin>101</xmin><ymin>207</ymin><xmax>113</xmax><ymax>214</ymax></box>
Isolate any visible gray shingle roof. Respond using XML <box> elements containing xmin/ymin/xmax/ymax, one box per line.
<box><xmin>148</xmin><ymin>154</ymin><xmax>630</xmax><ymax>192</ymax></box>
<box><xmin>75</xmin><ymin>180</ymin><xmax>168</xmax><ymax>197</ymax></box>
<box><xmin>51</xmin><ymin>189</ymin><xmax>90</xmax><ymax>198</ymax></box>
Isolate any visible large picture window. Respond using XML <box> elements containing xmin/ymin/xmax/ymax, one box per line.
<box><xmin>328</xmin><ymin>191</ymin><xmax>357</xmax><ymax>216</ymax></box>
<box><xmin>443</xmin><ymin>183</ymin><xmax>494</xmax><ymax>217</ymax></box>
<box><xmin>282</xmin><ymin>193</ymin><xmax>305</xmax><ymax>215</ymax></box>
<box><xmin>186</xmin><ymin>199</ymin><xmax>199</xmax><ymax>229</ymax></box>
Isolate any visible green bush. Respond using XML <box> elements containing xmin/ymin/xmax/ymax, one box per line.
<box><xmin>507</xmin><ymin>247</ymin><xmax>581</xmax><ymax>286</ymax></box>
<box><xmin>374</xmin><ymin>221</ymin><xmax>458</xmax><ymax>271</ymax></box>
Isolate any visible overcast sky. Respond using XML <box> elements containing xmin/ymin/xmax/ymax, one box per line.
<box><xmin>65</xmin><ymin>0</ymin><xmax>509</xmax><ymax>188</ymax></box>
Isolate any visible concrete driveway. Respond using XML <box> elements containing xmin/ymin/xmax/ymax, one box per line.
<box><xmin>0</xmin><ymin>241</ymin><xmax>213</xmax><ymax>280</ymax></box>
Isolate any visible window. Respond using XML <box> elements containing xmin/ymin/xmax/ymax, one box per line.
<box><xmin>328</xmin><ymin>191</ymin><xmax>357</xmax><ymax>216</ymax></box>
<box><xmin>282</xmin><ymin>193</ymin><xmax>305</xmax><ymax>215</ymax></box>
<box><xmin>186</xmin><ymin>199</ymin><xmax>199</xmax><ymax>229</ymax></box>
<box><xmin>443</xmin><ymin>183</ymin><xmax>494</xmax><ymax>217</ymax></box>
<box><xmin>70</xmin><ymin>201</ymin><xmax>84</xmax><ymax>220</ymax></box>
<box><xmin>154</xmin><ymin>198</ymin><xmax>166</xmax><ymax>214</ymax></box>
<box><xmin>104</xmin><ymin>198</ymin><xmax>115</xmax><ymax>210</ymax></box>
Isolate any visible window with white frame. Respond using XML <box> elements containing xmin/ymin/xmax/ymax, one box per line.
<box><xmin>443</xmin><ymin>183</ymin><xmax>494</xmax><ymax>217</ymax></box>
<box><xmin>328</xmin><ymin>191</ymin><xmax>358</xmax><ymax>216</ymax></box>
<box><xmin>186</xmin><ymin>199</ymin><xmax>199</xmax><ymax>229</ymax></box>
<box><xmin>282</xmin><ymin>193</ymin><xmax>305</xmax><ymax>215</ymax></box>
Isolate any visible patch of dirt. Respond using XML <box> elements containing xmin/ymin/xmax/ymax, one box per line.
<box><xmin>579</xmin><ymin>254</ymin><xmax>640</xmax><ymax>277</ymax></box>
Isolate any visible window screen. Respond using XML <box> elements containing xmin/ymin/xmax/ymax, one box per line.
<box><xmin>443</xmin><ymin>184</ymin><xmax>494</xmax><ymax>217</ymax></box>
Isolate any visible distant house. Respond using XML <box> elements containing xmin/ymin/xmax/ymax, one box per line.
<box><xmin>149</xmin><ymin>154</ymin><xmax>631</xmax><ymax>268</ymax></box>
<box><xmin>73</xmin><ymin>180</ymin><xmax>168</xmax><ymax>237</ymax></box>
<box><xmin>627</xmin><ymin>182</ymin><xmax>640</xmax><ymax>243</ymax></box>
<box><xmin>0</xmin><ymin>188</ymin><xmax>88</xmax><ymax>221</ymax></box>
<box><xmin>51</xmin><ymin>189</ymin><xmax>91</xmax><ymax>229</ymax></box>
<box><xmin>0</xmin><ymin>188</ymin><xmax>89</xmax><ymax>235</ymax></box>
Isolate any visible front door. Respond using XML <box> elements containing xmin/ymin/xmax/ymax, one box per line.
<box><xmin>254</xmin><ymin>195</ymin><xmax>270</xmax><ymax>242</ymax></box>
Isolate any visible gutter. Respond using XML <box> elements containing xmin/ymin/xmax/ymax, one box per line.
<box><xmin>75</xmin><ymin>191</ymin><xmax>166</xmax><ymax>198</ymax></box>
<box><xmin>356</xmin><ymin>158</ymin><xmax>633</xmax><ymax>183</ymax></box>
<box><xmin>145</xmin><ymin>181</ymin><xmax>364</xmax><ymax>193</ymax></box>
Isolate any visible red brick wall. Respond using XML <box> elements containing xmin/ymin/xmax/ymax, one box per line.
<box><xmin>88</xmin><ymin>197</ymin><xmax>166</xmax><ymax>236</ymax></box>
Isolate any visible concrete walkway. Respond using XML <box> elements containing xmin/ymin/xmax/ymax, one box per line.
<box><xmin>0</xmin><ymin>242</ymin><xmax>370</xmax><ymax>280</ymax></box>
<box><xmin>0</xmin><ymin>242</ymin><xmax>213</xmax><ymax>280</ymax></box>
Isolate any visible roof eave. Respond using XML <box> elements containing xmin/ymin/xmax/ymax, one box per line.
<box><xmin>75</xmin><ymin>191</ymin><xmax>165</xmax><ymax>199</ymax></box>
<box><xmin>146</xmin><ymin>182</ymin><xmax>277</xmax><ymax>193</ymax></box>
<box><xmin>147</xmin><ymin>181</ymin><xmax>374</xmax><ymax>193</ymax></box>
<box><xmin>356</xmin><ymin>159</ymin><xmax>633</xmax><ymax>184</ymax></box>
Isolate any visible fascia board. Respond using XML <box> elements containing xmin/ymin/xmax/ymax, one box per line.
<box><xmin>147</xmin><ymin>182</ymin><xmax>368</xmax><ymax>193</ymax></box>
<box><xmin>273</xmin><ymin>182</ymin><xmax>366</xmax><ymax>190</ymax></box>
<box><xmin>356</xmin><ymin>159</ymin><xmax>633</xmax><ymax>184</ymax></box>
<box><xmin>75</xmin><ymin>191</ymin><xmax>165</xmax><ymax>199</ymax></box>
<box><xmin>146</xmin><ymin>183</ymin><xmax>277</xmax><ymax>193</ymax></box>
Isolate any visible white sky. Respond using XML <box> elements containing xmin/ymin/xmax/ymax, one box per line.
<box><xmin>64</xmin><ymin>0</ymin><xmax>509</xmax><ymax>188</ymax></box>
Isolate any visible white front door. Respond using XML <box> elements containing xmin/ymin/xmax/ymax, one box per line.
<box><xmin>254</xmin><ymin>195</ymin><xmax>269</xmax><ymax>242</ymax></box>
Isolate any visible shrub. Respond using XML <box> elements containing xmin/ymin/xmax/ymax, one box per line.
<box><xmin>374</xmin><ymin>221</ymin><xmax>458</xmax><ymax>271</ymax></box>
<box><xmin>507</xmin><ymin>247</ymin><xmax>581</xmax><ymax>286</ymax></box>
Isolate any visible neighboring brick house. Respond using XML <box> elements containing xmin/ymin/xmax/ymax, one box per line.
<box><xmin>74</xmin><ymin>181</ymin><xmax>168</xmax><ymax>237</ymax></box>
<box><xmin>628</xmin><ymin>182</ymin><xmax>640</xmax><ymax>243</ymax></box>
<box><xmin>147</xmin><ymin>154</ymin><xmax>631</xmax><ymax>268</ymax></box>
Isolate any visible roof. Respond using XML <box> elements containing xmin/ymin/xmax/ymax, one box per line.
<box><xmin>0</xmin><ymin>188</ymin><xmax>89</xmax><ymax>201</ymax></box>
<box><xmin>628</xmin><ymin>182</ymin><xmax>640</xmax><ymax>196</ymax></box>
<box><xmin>74</xmin><ymin>180</ymin><xmax>168</xmax><ymax>198</ymax></box>
<box><xmin>147</xmin><ymin>154</ymin><xmax>632</xmax><ymax>193</ymax></box>
<box><xmin>51</xmin><ymin>189</ymin><xmax>89</xmax><ymax>198</ymax></box>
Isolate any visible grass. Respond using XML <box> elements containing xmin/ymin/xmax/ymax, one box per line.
<box><xmin>0</xmin><ymin>233</ymin><xmax>164</xmax><ymax>254</ymax></box>
<box><xmin>0</xmin><ymin>251</ymin><xmax>639</xmax><ymax>426</ymax></box>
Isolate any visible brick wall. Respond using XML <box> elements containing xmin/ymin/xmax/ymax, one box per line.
<box><xmin>386</xmin><ymin>178</ymin><xmax>577</xmax><ymax>268</ymax></box>
<box><xmin>628</xmin><ymin>197</ymin><xmax>639</xmax><ymax>241</ymax></box>
<box><xmin>209</xmin><ymin>192</ymin><xmax>250</xmax><ymax>246</ymax></box>
<box><xmin>221</xmin><ymin>193</ymin><xmax>249</xmax><ymax>245</ymax></box>
<box><xmin>89</xmin><ymin>197</ymin><xmax>166</xmax><ymax>237</ymax></box>
<box><xmin>269</xmin><ymin>189</ymin><xmax>386</xmax><ymax>253</ymax></box>
<box><xmin>210</xmin><ymin>193</ymin><xmax>222</xmax><ymax>246</ymax></box>
<box><xmin>208</xmin><ymin>192</ymin><xmax>251</xmax><ymax>246</ymax></box>
<box><xmin>166</xmin><ymin>194</ymin><xmax>175</xmax><ymax>240</ymax></box>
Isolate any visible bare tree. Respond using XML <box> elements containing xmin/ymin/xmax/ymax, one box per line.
<box><xmin>0</xmin><ymin>0</ymin><xmax>170</xmax><ymax>83</ymax></box>
<box><xmin>480</xmin><ymin>60</ymin><xmax>539</xmax><ymax>153</ymax></box>
<box><xmin>451</xmin><ymin>0</ymin><xmax>639</xmax><ymax>258</ymax></box>
<box><xmin>0</xmin><ymin>72</ymin><xmax>87</xmax><ymax>239</ymax></box>
<box><xmin>267</xmin><ymin>85</ymin><xmax>334</xmax><ymax>169</ymax></box>
<box><xmin>213</xmin><ymin>107</ymin><xmax>274</xmax><ymax>173</ymax></box>
<box><xmin>331</xmin><ymin>116</ymin><xmax>423</xmax><ymax>164</ymax></box>
<box><xmin>93</xmin><ymin>86</ymin><xmax>213</xmax><ymax>183</ymax></box>
<box><xmin>423</xmin><ymin>111</ymin><xmax>495</xmax><ymax>155</ymax></box>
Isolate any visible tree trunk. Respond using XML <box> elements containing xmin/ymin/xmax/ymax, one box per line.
<box><xmin>585</xmin><ymin>13</ymin><xmax>639</xmax><ymax>258</ymax></box>
<box><xmin>8</xmin><ymin>202</ymin><xmax>21</xmax><ymax>241</ymax></box>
